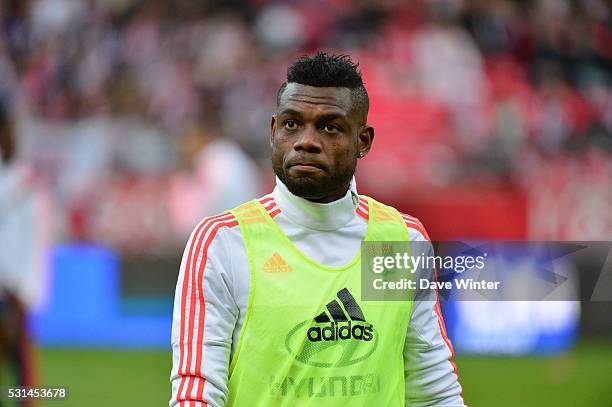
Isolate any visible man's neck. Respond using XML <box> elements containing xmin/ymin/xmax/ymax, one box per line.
<box><xmin>305</xmin><ymin>186</ymin><xmax>350</xmax><ymax>204</ymax></box>
<box><xmin>273</xmin><ymin>177</ymin><xmax>359</xmax><ymax>232</ymax></box>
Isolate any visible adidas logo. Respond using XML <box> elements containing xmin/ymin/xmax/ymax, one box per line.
<box><xmin>307</xmin><ymin>288</ymin><xmax>374</xmax><ymax>342</ymax></box>
<box><xmin>285</xmin><ymin>288</ymin><xmax>378</xmax><ymax>368</ymax></box>
<box><xmin>264</xmin><ymin>252</ymin><xmax>292</xmax><ymax>273</ymax></box>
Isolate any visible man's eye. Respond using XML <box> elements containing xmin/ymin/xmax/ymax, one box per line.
<box><xmin>324</xmin><ymin>124</ymin><xmax>339</xmax><ymax>133</ymax></box>
<box><xmin>284</xmin><ymin>120</ymin><xmax>298</xmax><ymax>130</ymax></box>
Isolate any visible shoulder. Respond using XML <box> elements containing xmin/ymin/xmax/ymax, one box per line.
<box><xmin>399</xmin><ymin>211</ymin><xmax>431</xmax><ymax>242</ymax></box>
<box><xmin>356</xmin><ymin>195</ymin><xmax>431</xmax><ymax>242</ymax></box>
<box><xmin>186</xmin><ymin>193</ymin><xmax>281</xmax><ymax>250</ymax></box>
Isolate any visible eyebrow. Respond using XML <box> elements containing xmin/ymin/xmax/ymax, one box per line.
<box><xmin>315</xmin><ymin>112</ymin><xmax>347</xmax><ymax>123</ymax></box>
<box><xmin>277</xmin><ymin>108</ymin><xmax>303</xmax><ymax>118</ymax></box>
<box><xmin>277</xmin><ymin>109</ymin><xmax>347</xmax><ymax>123</ymax></box>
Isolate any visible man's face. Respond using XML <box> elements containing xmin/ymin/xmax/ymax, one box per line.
<box><xmin>271</xmin><ymin>83</ymin><xmax>373</xmax><ymax>202</ymax></box>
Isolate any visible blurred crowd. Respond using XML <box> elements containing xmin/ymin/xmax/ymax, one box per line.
<box><xmin>0</xmin><ymin>0</ymin><xmax>610</xmax><ymax>251</ymax></box>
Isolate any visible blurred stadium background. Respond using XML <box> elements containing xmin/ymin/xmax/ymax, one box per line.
<box><xmin>0</xmin><ymin>0</ymin><xmax>611</xmax><ymax>405</ymax></box>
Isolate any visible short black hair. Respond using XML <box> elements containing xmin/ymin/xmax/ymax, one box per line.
<box><xmin>277</xmin><ymin>52</ymin><xmax>369</xmax><ymax>124</ymax></box>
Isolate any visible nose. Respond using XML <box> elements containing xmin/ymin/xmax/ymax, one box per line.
<box><xmin>293</xmin><ymin>125</ymin><xmax>322</xmax><ymax>153</ymax></box>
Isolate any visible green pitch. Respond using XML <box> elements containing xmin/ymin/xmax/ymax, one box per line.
<box><xmin>33</xmin><ymin>339</ymin><xmax>612</xmax><ymax>406</ymax></box>
<box><xmin>456</xmin><ymin>340</ymin><xmax>612</xmax><ymax>406</ymax></box>
<box><xmin>39</xmin><ymin>349</ymin><xmax>170</xmax><ymax>406</ymax></box>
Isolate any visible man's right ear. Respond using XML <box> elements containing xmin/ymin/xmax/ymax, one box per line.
<box><xmin>270</xmin><ymin>115</ymin><xmax>277</xmax><ymax>148</ymax></box>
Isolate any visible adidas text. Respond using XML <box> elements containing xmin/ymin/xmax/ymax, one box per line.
<box><xmin>307</xmin><ymin>321</ymin><xmax>374</xmax><ymax>342</ymax></box>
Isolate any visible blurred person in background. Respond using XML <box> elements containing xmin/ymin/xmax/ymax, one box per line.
<box><xmin>0</xmin><ymin>103</ymin><xmax>50</xmax><ymax>403</ymax></box>
<box><xmin>168</xmin><ymin>110</ymin><xmax>260</xmax><ymax>239</ymax></box>
<box><xmin>411</xmin><ymin>0</ymin><xmax>489</xmax><ymax>156</ymax></box>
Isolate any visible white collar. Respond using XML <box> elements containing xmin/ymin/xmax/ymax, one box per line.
<box><xmin>273</xmin><ymin>176</ymin><xmax>359</xmax><ymax>231</ymax></box>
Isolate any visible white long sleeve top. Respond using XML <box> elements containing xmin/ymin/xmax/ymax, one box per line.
<box><xmin>170</xmin><ymin>178</ymin><xmax>465</xmax><ymax>406</ymax></box>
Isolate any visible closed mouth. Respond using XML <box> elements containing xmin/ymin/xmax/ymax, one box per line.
<box><xmin>291</xmin><ymin>163</ymin><xmax>320</xmax><ymax>168</ymax></box>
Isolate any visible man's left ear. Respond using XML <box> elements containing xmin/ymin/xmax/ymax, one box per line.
<box><xmin>357</xmin><ymin>125</ymin><xmax>374</xmax><ymax>158</ymax></box>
